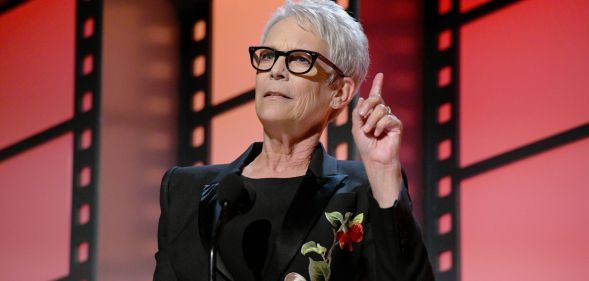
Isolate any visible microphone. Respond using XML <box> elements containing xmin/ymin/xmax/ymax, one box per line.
<box><xmin>217</xmin><ymin>173</ymin><xmax>255</xmax><ymax>215</ymax></box>
<box><xmin>243</xmin><ymin>219</ymin><xmax>271</xmax><ymax>280</ymax></box>
<box><xmin>209</xmin><ymin>173</ymin><xmax>255</xmax><ymax>281</ymax></box>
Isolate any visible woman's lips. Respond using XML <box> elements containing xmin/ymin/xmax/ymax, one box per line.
<box><xmin>264</xmin><ymin>91</ymin><xmax>291</xmax><ymax>99</ymax></box>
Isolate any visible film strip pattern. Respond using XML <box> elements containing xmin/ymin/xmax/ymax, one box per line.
<box><xmin>177</xmin><ymin>0</ymin><xmax>359</xmax><ymax>166</ymax></box>
<box><xmin>422</xmin><ymin>1</ymin><xmax>463</xmax><ymax>278</ymax></box>
<box><xmin>65</xmin><ymin>1</ymin><xmax>102</xmax><ymax>279</ymax></box>
<box><xmin>176</xmin><ymin>0</ymin><xmax>213</xmax><ymax>166</ymax></box>
<box><xmin>423</xmin><ymin>1</ymin><xmax>521</xmax><ymax>279</ymax></box>
<box><xmin>0</xmin><ymin>0</ymin><xmax>102</xmax><ymax>280</ymax></box>
<box><xmin>423</xmin><ymin>0</ymin><xmax>589</xmax><ymax>280</ymax></box>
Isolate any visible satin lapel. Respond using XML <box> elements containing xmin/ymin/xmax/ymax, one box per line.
<box><xmin>264</xmin><ymin>172</ymin><xmax>347</xmax><ymax>281</ymax></box>
<box><xmin>198</xmin><ymin>182</ymin><xmax>218</xmax><ymax>252</ymax></box>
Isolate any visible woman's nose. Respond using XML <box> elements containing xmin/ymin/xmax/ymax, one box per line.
<box><xmin>270</xmin><ymin>56</ymin><xmax>288</xmax><ymax>80</ymax></box>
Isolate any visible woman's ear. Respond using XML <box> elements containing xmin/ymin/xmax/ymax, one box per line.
<box><xmin>328</xmin><ymin>77</ymin><xmax>356</xmax><ymax>122</ymax></box>
<box><xmin>330</xmin><ymin>77</ymin><xmax>356</xmax><ymax>110</ymax></box>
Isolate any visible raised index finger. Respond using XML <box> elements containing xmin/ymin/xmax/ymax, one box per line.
<box><xmin>358</xmin><ymin>73</ymin><xmax>385</xmax><ymax>116</ymax></box>
<box><xmin>369</xmin><ymin>73</ymin><xmax>384</xmax><ymax>98</ymax></box>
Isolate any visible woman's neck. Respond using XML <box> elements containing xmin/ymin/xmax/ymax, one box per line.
<box><xmin>242</xmin><ymin>132</ymin><xmax>321</xmax><ymax>178</ymax></box>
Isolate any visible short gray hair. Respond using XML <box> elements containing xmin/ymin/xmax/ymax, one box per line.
<box><xmin>260</xmin><ymin>0</ymin><xmax>370</xmax><ymax>90</ymax></box>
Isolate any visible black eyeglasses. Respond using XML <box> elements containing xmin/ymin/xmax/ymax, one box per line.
<box><xmin>249</xmin><ymin>46</ymin><xmax>345</xmax><ymax>77</ymax></box>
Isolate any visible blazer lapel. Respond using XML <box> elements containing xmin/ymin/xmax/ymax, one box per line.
<box><xmin>264</xmin><ymin>145</ymin><xmax>347</xmax><ymax>281</ymax></box>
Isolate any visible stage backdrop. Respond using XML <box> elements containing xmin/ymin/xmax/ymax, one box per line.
<box><xmin>424</xmin><ymin>0</ymin><xmax>589</xmax><ymax>280</ymax></box>
<box><xmin>0</xmin><ymin>0</ymin><xmax>101</xmax><ymax>280</ymax></box>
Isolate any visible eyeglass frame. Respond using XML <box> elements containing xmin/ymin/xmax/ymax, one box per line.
<box><xmin>248</xmin><ymin>46</ymin><xmax>346</xmax><ymax>77</ymax></box>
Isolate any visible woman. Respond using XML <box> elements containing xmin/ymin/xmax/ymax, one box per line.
<box><xmin>154</xmin><ymin>1</ymin><xmax>433</xmax><ymax>280</ymax></box>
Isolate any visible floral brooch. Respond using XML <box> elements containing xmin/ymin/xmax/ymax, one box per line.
<box><xmin>288</xmin><ymin>211</ymin><xmax>364</xmax><ymax>281</ymax></box>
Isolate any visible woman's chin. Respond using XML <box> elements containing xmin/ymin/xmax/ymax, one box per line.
<box><xmin>256</xmin><ymin>107</ymin><xmax>293</xmax><ymax>123</ymax></box>
<box><xmin>257</xmin><ymin>113</ymin><xmax>301</xmax><ymax>133</ymax></box>
<box><xmin>257</xmin><ymin>115</ymin><xmax>291</xmax><ymax>127</ymax></box>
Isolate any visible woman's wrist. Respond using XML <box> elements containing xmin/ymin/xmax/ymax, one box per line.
<box><xmin>364</xmin><ymin>161</ymin><xmax>403</xmax><ymax>208</ymax></box>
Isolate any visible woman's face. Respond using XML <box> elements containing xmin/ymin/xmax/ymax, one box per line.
<box><xmin>254</xmin><ymin>17</ymin><xmax>336</xmax><ymax>137</ymax></box>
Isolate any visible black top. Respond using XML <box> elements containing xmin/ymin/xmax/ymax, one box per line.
<box><xmin>218</xmin><ymin>176</ymin><xmax>304</xmax><ymax>281</ymax></box>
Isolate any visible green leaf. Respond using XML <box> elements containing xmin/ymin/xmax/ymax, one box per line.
<box><xmin>324</xmin><ymin>211</ymin><xmax>343</xmax><ymax>228</ymax></box>
<box><xmin>301</xmin><ymin>241</ymin><xmax>326</xmax><ymax>257</ymax></box>
<box><xmin>351</xmin><ymin>213</ymin><xmax>364</xmax><ymax>225</ymax></box>
<box><xmin>308</xmin><ymin>258</ymin><xmax>331</xmax><ymax>281</ymax></box>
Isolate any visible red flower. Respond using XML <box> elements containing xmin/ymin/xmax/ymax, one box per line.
<box><xmin>336</xmin><ymin>223</ymin><xmax>364</xmax><ymax>251</ymax></box>
<box><xmin>349</xmin><ymin>223</ymin><xmax>364</xmax><ymax>243</ymax></box>
<box><xmin>336</xmin><ymin>230</ymin><xmax>352</xmax><ymax>251</ymax></box>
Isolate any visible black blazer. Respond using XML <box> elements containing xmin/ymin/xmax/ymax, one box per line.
<box><xmin>154</xmin><ymin>143</ymin><xmax>434</xmax><ymax>281</ymax></box>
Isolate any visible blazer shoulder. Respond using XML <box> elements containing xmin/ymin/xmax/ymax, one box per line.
<box><xmin>160</xmin><ymin>164</ymin><xmax>229</xmax><ymax>199</ymax></box>
<box><xmin>168</xmin><ymin>164</ymin><xmax>227</xmax><ymax>181</ymax></box>
<box><xmin>158</xmin><ymin>164</ymin><xmax>229</xmax><ymax>239</ymax></box>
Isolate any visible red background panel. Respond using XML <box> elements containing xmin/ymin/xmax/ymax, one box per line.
<box><xmin>0</xmin><ymin>133</ymin><xmax>73</xmax><ymax>281</ymax></box>
<box><xmin>0</xmin><ymin>0</ymin><xmax>76</xmax><ymax>149</ymax></box>
<box><xmin>459</xmin><ymin>0</ymin><xmax>589</xmax><ymax>167</ymax></box>
<box><xmin>461</xmin><ymin>137</ymin><xmax>589</xmax><ymax>281</ymax></box>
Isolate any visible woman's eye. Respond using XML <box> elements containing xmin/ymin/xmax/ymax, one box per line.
<box><xmin>290</xmin><ymin>55</ymin><xmax>311</xmax><ymax>64</ymax></box>
<box><xmin>260</xmin><ymin>52</ymin><xmax>275</xmax><ymax>61</ymax></box>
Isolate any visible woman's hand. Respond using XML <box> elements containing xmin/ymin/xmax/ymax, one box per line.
<box><xmin>351</xmin><ymin>73</ymin><xmax>403</xmax><ymax>208</ymax></box>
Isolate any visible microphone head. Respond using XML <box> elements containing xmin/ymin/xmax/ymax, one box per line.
<box><xmin>217</xmin><ymin>173</ymin><xmax>255</xmax><ymax>212</ymax></box>
<box><xmin>217</xmin><ymin>173</ymin><xmax>244</xmax><ymax>207</ymax></box>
